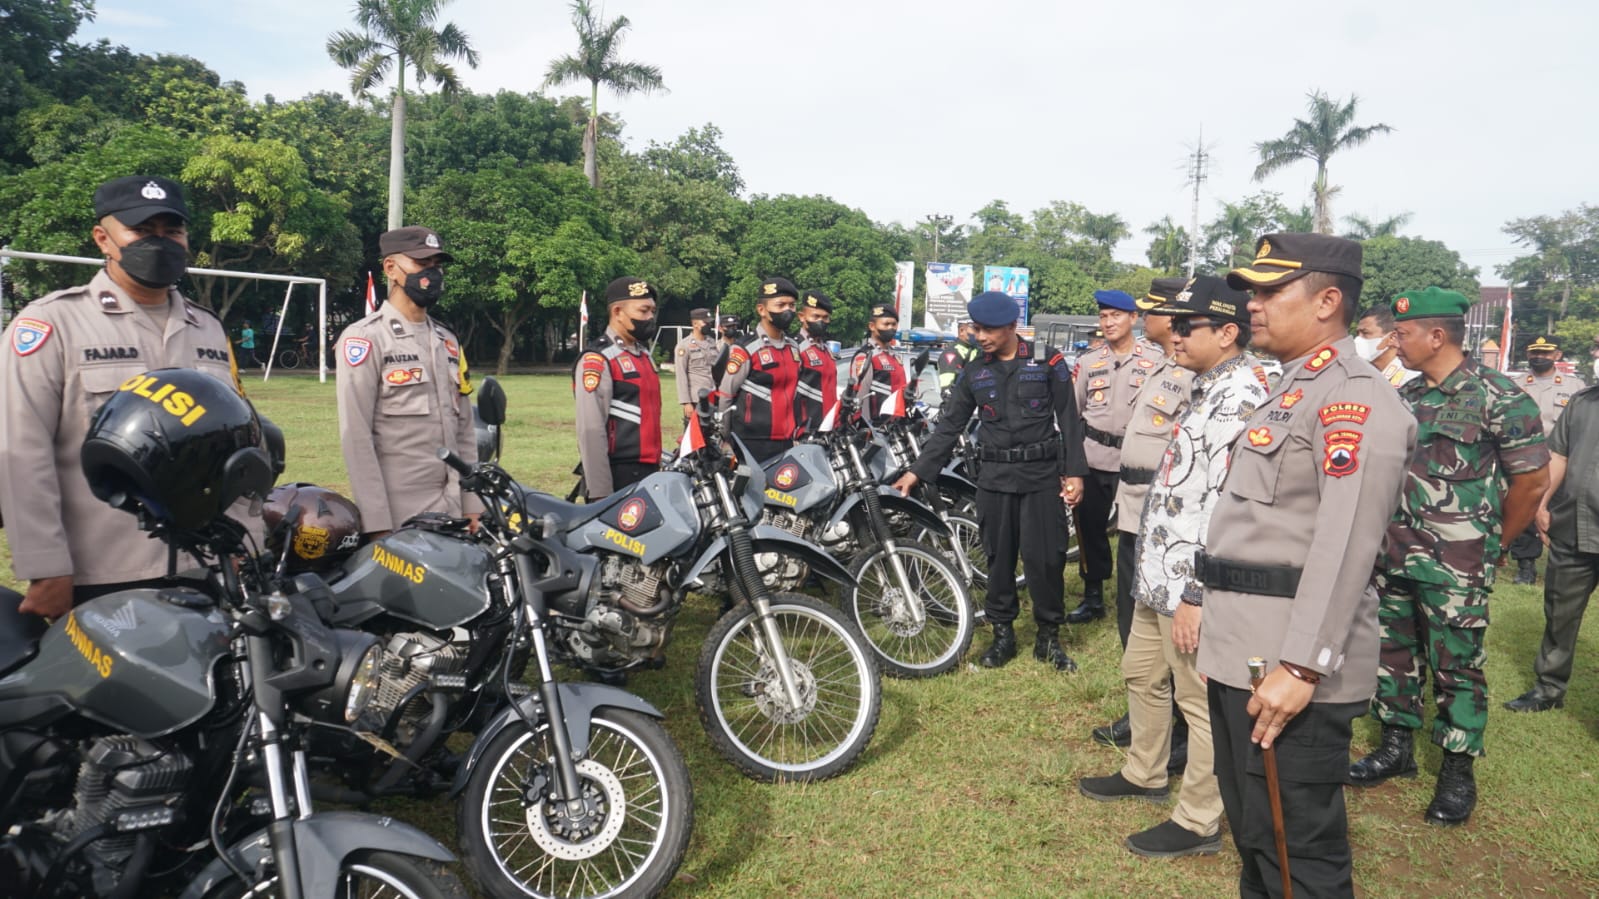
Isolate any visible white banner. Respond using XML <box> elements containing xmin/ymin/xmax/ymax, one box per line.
<box><xmin>924</xmin><ymin>263</ymin><xmax>972</xmax><ymax>332</ymax></box>
<box><xmin>893</xmin><ymin>261</ymin><xmax>915</xmax><ymax>326</ymax></box>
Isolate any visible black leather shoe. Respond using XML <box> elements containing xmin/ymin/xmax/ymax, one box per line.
<box><xmin>1067</xmin><ymin>580</ymin><xmax>1105</xmax><ymax>623</ymax></box>
<box><xmin>1092</xmin><ymin>714</ymin><xmax>1132</xmax><ymax>747</ymax></box>
<box><xmin>1425</xmin><ymin>751</ymin><xmax>1477</xmax><ymax>826</ymax></box>
<box><xmin>1078</xmin><ymin>772</ymin><xmax>1169</xmax><ymax>804</ymax></box>
<box><xmin>1033</xmin><ymin>629</ymin><xmax>1078</xmax><ymax>673</ymax></box>
<box><xmin>1124</xmin><ymin>820</ymin><xmax>1221</xmax><ymax>858</ymax></box>
<box><xmin>1513</xmin><ymin>560</ymin><xmax>1536</xmax><ymax>585</ymax></box>
<box><xmin>1349</xmin><ymin>725</ymin><xmax>1417</xmax><ymax>785</ymax></box>
<box><xmin>1503</xmin><ymin>689</ymin><xmax>1565</xmax><ymax>712</ymax></box>
<box><xmin>979</xmin><ymin>622</ymin><xmax>1017</xmax><ymax>668</ymax></box>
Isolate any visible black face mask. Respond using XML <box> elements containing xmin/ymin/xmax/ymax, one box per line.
<box><xmin>875</xmin><ymin>328</ymin><xmax>898</xmax><ymax>344</ymax></box>
<box><xmin>1529</xmin><ymin>357</ymin><xmax>1555</xmax><ymax>374</ymax></box>
<box><xmin>804</xmin><ymin>320</ymin><xmax>829</xmax><ymax>341</ymax></box>
<box><xmin>402</xmin><ymin>267</ymin><xmax>444</xmax><ymax>307</ymax></box>
<box><xmin>115</xmin><ymin>236</ymin><xmax>188</xmax><ymax>289</ymax></box>
<box><xmin>629</xmin><ymin>316</ymin><xmax>658</xmax><ymax>342</ymax></box>
<box><xmin>769</xmin><ymin>309</ymin><xmax>796</xmax><ymax>333</ymax></box>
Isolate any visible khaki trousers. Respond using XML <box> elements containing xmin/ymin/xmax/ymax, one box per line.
<box><xmin>1121</xmin><ymin>603</ymin><xmax>1222</xmax><ymax>836</ymax></box>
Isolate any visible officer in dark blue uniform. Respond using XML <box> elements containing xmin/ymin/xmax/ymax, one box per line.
<box><xmin>894</xmin><ymin>291</ymin><xmax>1089</xmax><ymax>669</ymax></box>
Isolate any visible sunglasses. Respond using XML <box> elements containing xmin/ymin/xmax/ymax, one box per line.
<box><xmin>1171</xmin><ymin>317</ymin><xmax>1221</xmax><ymax>337</ymax></box>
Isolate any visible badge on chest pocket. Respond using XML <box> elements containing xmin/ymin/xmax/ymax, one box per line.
<box><xmin>1018</xmin><ymin>370</ymin><xmax>1051</xmax><ymax>414</ymax></box>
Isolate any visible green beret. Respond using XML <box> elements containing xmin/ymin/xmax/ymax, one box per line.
<box><xmin>1392</xmin><ymin>286</ymin><xmax>1471</xmax><ymax>321</ymax></box>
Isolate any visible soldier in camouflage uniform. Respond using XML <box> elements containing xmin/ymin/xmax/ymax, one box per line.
<box><xmin>1349</xmin><ymin>287</ymin><xmax>1550</xmax><ymax>828</ymax></box>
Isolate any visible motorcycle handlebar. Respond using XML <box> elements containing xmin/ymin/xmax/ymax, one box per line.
<box><xmin>437</xmin><ymin>447</ymin><xmax>473</xmax><ymax>477</ymax></box>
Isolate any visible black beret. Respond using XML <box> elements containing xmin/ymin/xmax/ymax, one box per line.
<box><xmin>605</xmin><ymin>276</ymin><xmax>657</xmax><ymax>304</ymax></box>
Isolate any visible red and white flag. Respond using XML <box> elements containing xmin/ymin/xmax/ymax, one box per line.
<box><xmin>679</xmin><ymin>409</ymin><xmax>707</xmax><ymax>456</ymax></box>
<box><xmin>1499</xmin><ymin>287</ymin><xmax>1515</xmax><ymax>373</ymax></box>
<box><xmin>364</xmin><ymin>271</ymin><xmax>378</xmax><ymax>314</ymax></box>
<box><xmin>883</xmin><ymin>387</ymin><xmax>907</xmax><ymax>419</ymax></box>
<box><xmin>817</xmin><ymin>402</ymin><xmax>838</xmax><ymax>433</ymax></box>
<box><xmin>580</xmin><ymin>290</ymin><xmax>590</xmax><ymax>340</ymax></box>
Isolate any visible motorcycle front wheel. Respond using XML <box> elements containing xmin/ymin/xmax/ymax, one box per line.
<box><xmin>696</xmin><ymin>592</ymin><xmax>881</xmax><ymax>783</ymax></box>
<box><xmin>845</xmin><ymin>540</ymin><xmax>973</xmax><ymax>678</ymax></box>
<box><xmin>457</xmin><ymin>709</ymin><xmax>694</xmax><ymax>899</ymax></box>
<box><xmin>204</xmin><ymin>850</ymin><xmax>468</xmax><ymax>898</ymax></box>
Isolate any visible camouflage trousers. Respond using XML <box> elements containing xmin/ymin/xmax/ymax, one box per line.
<box><xmin>1371</xmin><ymin>572</ymin><xmax>1489</xmax><ymax>757</ymax></box>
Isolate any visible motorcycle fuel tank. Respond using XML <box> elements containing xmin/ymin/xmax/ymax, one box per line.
<box><xmin>0</xmin><ymin>589</ymin><xmax>230</xmax><ymax>738</ymax></box>
<box><xmin>331</xmin><ymin>528</ymin><xmax>493</xmax><ymax>629</ymax></box>
<box><xmin>567</xmin><ymin>471</ymin><xmax>699</xmax><ymax>565</ymax></box>
<box><xmin>762</xmin><ymin>444</ymin><xmax>837</xmax><ymax>515</ymax></box>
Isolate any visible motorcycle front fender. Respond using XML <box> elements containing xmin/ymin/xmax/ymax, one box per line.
<box><xmin>935</xmin><ymin>468</ymin><xmax>977</xmax><ymax>496</ymax></box>
<box><xmin>178</xmin><ymin>811</ymin><xmax>454</xmax><ymax>899</ymax></box>
<box><xmin>682</xmin><ymin>525</ymin><xmax>855</xmax><ymax>588</ymax></box>
<box><xmin>449</xmin><ymin>683</ymin><xmax>665</xmax><ymax>797</ymax></box>
<box><xmin>824</xmin><ymin>488</ymin><xmax>950</xmax><ymax>538</ymax></box>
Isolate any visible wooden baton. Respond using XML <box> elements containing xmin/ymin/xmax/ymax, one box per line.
<box><xmin>1249</xmin><ymin>657</ymin><xmax>1294</xmax><ymax>899</ymax></box>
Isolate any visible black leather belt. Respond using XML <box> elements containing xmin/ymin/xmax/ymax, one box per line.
<box><xmin>1120</xmin><ymin>467</ymin><xmax>1156</xmax><ymax>486</ymax></box>
<box><xmin>977</xmin><ymin>440</ymin><xmax>1060</xmax><ymax>463</ymax></box>
<box><xmin>1084</xmin><ymin>423</ymin><xmax>1124</xmax><ymax>449</ymax></box>
<box><xmin>1197</xmin><ymin>551</ymin><xmax>1302</xmax><ymax>598</ymax></box>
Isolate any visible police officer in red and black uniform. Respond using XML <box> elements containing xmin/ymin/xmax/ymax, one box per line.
<box><xmin>796</xmin><ymin>289</ymin><xmax>838</xmax><ymax>433</ymax></box>
<box><xmin>575</xmin><ymin>276</ymin><xmax>662</xmax><ymax>500</ymax></box>
<box><xmin>893</xmin><ymin>291</ymin><xmax>1089</xmax><ymax>671</ymax></box>
<box><xmin>719</xmin><ymin>277</ymin><xmax>805</xmax><ymax>462</ymax></box>
<box><xmin>849</xmin><ymin>304</ymin><xmax>909</xmax><ymax>420</ymax></box>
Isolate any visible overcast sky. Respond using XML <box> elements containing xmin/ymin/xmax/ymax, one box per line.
<box><xmin>83</xmin><ymin>0</ymin><xmax>1599</xmax><ymax>286</ymax></box>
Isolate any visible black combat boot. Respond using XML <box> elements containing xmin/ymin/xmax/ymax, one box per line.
<box><xmin>1513</xmin><ymin>559</ymin><xmax>1536</xmax><ymax>585</ymax></box>
<box><xmin>1425</xmin><ymin>752</ymin><xmax>1477</xmax><ymax>826</ymax></box>
<box><xmin>979</xmin><ymin>622</ymin><xmax>1017</xmax><ymax>668</ymax></box>
<box><xmin>1092</xmin><ymin>714</ymin><xmax>1132</xmax><ymax>747</ymax></box>
<box><xmin>1066</xmin><ymin>580</ymin><xmax>1106</xmax><ymax>623</ymax></box>
<box><xmin>1033</xmin><ymin>627</ymin><xmax>1078</xmax><ymax>673</ymax></box>
<box><xmin>1348</xmin><ymin>725</ymin><xmax>1418</xmax><ymax>785</ymax></box>
<box><xmin>1166</xmin><ymin>714</ymin><xmax>1189</xmax><ymax>776</ymax></box>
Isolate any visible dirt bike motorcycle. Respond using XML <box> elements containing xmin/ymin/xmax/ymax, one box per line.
<box><xmin>506</xmin><ymin>396</ymin><xmax>882</xmax><ymax>783</ymax></box>
<box><xmin>286</xmin><ymin>379</ymin><xmax>694</xmax><ymax>899</ymax></box>
<box><xmin>0</xmin><ymin>367</ymin><xmax>463</xmax><ymax>899</ymax></box>
<box><xmin>757</xmin><ymin>393</ymin><xmax>973</xmax><ymax>678</ymax></box>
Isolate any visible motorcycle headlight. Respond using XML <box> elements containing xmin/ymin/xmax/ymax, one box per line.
<box><xmin>343</xmin><ymin>642</ymin><xmax>383</xmax><ymax>723</ymax></box>
<box><xmin>301</xmin><ymin>630</ymin><xmax>383</xmax><ymax>724</ymax></box>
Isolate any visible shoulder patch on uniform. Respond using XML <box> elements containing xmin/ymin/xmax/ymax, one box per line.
<box><xmin>580</xmin><ymin>352</ymin><xmax>606</xmax><ymax>392</ymax></box>
<box><xmin>1324</xmin><ymin>430</ymin><xmax>1362</xmax><ymax>477</ymax></box>
<box><xmin>851</xmin><ymin>354</ymin><xmax>868</xmax><ymax>378</ymax></box>
<box><xmin>1318</xmin><ymin>402</ymin><xmax>1370</xmax><ymax>426</ymax></box>
<box><xmin>1280</xmin><ymin>388</ymin><xmax>1304</xmax><ymax>408</ymax></box>
<box><xmin>11</xmin><ymin>318</ymin><xmax>53</xmax><ymax>356</ymax></box>
<box><xmin>727</xmin><ymin>346</ymin><xmax>748</xmax><ymax>374</ymax></box>
<box><xmin>343</xmin><ymin>337</ymin><xmax>372</xmax><ymax>367</ymax></box>
<box><xmin>1304</xmin><ymin>345</ymin><xmax>1337</xmax><ymax>373</ymax></box>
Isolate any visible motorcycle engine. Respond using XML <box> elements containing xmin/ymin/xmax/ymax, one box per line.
<box><xmin>361</xmin><ymin>629</ymin><xmax>471</xmax><ymax>744</ymax></box>
<box><xmin>564</xmin><ymin>557</ymin><xmax>675</xmax><ymax>668</ymax></box>
<box><xmin>48</xmin><ymin>736</ymin><xmax>191</xmax><ymax>895</ymax></box>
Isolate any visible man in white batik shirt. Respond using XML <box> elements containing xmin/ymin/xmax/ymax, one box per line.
<box><xmin>1078</xmin><ymin>275</ymin><xmax>1268</xmax><ymax>859</ymax></box>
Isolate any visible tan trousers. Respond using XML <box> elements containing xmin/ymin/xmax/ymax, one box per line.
<box><xmin>1121</xmin><ymin>603</ymin><xmax>1223</xmax><ymax>836</ymax></box>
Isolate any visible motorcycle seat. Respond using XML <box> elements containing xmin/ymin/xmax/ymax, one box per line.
<box><xmin>516</xmin><ymin>484</ymin><xmax>634</xmax><ymax>531</ymax></box>
<box><xmin>0</xmin><ymin>584</ymin><xmax>46</xmax><ymax>678</ymax></box>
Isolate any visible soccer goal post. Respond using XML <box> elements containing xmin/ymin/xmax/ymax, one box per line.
<box><xmin>0</xmin><ymin>249</ymin><xmax>330</xmax><ymax>382</ymax></box>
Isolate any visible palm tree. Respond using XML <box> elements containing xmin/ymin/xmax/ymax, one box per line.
<box><xmin>1206</xmin><ymin>202</ymin><xmax>1271</xmax><ymax>271</ymax></box>
<box><xmin>544</xmin><ymin>1</ymin><xmax>665</xmax><ymax>188</ymax></box>
<box><xmin>1077</xmin><ymin>211</ymin><xmax>1130</xmax><ymax>255</ymax></box>
<box><xmin>1252</xmin><ymin>91</ymin><xmax>1392</xmax><ymax>234</ymax></box>
<box><xmin>327</xmin><ymin>0</ymin><xmax>479</xmax><ymax>230</ymax></box>
<box><xmin>1342</xmin><ymin>212</ymin><xmax>1413</xmax><ymax>240</ymax></box>
<box><xmin>1143</xmin><ymin>217</ymin><xmax>1190</xmax><ymax>273</ymax></box>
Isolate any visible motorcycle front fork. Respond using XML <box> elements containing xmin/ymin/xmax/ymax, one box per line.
<box><xmin>845</xmin><ymin>440</ymin><xmax>925</xmax><ymax>629</ymax></box>
<box><xmin>714</xmin><ymin>473</ymin><xmax>806</xmax><ymax>711</ymax></box>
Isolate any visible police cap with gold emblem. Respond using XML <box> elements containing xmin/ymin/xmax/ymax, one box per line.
<box><xmin>1391</xmin><ymin>286</ymin><xmax>1471</xmax><ymax>321</ymax></box>
<box><xmin>870</xmin><ymin>303</ymin><xmax>897</xmax><ymax>320</ymax></box>
<box><xmin>758</xmin><ymin>277</ymin><xmax>799</xmax><ymax>301</ymax></box>
<box><xmin>1139</xmin><ymin>276</ymin><xmax>1189</xmax><ymax>314</ymax></box>
<box><xmin>94</xmin><ymin>175</ymin><xmax>190</xmax><ymax>226</ymax></box>
<box><xmin>1226</xmin><ymin>232</ymin><xmax>1363</xmax><ymax>290</ymax></box>
<box><xmin>802</xmin><ymin>290</ymin><xmax>833</xmax><ymax>312</ymax></box>
<box><xmin>605</xmin><ymin>276</ymin><xmax>657</xmax><ymax>305</ymax></box>
<box><xmin>1152</xmin><ymin>275</ymin><xmax>1250</xmax><ymax>323</ymax></box>
<box><xmin>967</xmin><ymin>290</ymin><xmax>1018</xmax><ymax>327</ymax></box>
<box><xmin>1526</xmin><ymin>335</ymin><xmax>1561</xmax><ymax>352</ymax></box>
<box><xmin>379</xmin><ymin>226</ymin><xmax>455</xmax><ymax>263</ymax></box>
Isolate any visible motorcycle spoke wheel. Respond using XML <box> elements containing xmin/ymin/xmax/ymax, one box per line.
<box><xmin>460</xmin><ymin>711</ymin><xmax>692</xmax><ymax>899</ymax></box>
<box><xmin>697</xmin><ymin>593</ymin><xmax>881</xmax><ymax>782</ymax></box>
<box><xmin>846</xmin><ymin>541</ymin><xmax>973</xmax><ymax>678</ymax></box>
<box><xmin>216</xmin><ymin>851</ymin><xmax>467</xmax><ymax>899</ymax></box>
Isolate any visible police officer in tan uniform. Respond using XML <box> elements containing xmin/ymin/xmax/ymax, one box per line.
<box><xmin>1069</xmin><ymin>289</ymin><xmax>1165</xmax><ymax>623</ymax></box>
<box><xmin>1199</xmin><ymin>234</ymin><xmax>1416</xmax><ymax>898</ymax></box>
<box><xmin>336</xmin><ymin>226</ymin><xmax>480</xmax><ymax>537</ymax></box>
<box><xmin>1509</xmin><ymin>336</ymin><xmax>1582</xmax><ymax>583</ymax></box>
<box><xmin>0</xmin><ymin>175</ymin><xmax>244</xmax><ymax>617</ymax></box>
<box><xmin>674</xmin><ymin>307</ymin><xmax>717</xmax><ymax>417</ymax></box>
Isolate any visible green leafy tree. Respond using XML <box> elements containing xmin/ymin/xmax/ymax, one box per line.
<box><xmin>1500</xmin><ymin>206</ymin><xmax>1599</xmax><ymax>332</ymax></box>
<box><xmin>327</xmin><ymin>0</ymin><xmax>479</xmax><ymax>230</ymax></box>
<box><xmin>543</xmin><ymin>0</ymin><xmax>665</xmax><ymax>189</ymax></box>
<box><xmin>403</xmin><ymin>89</ymin><xmax>585</xmax><ymax>187</ymax></box>
<box><xmin>1252</xmin><ymin>91</ymin><xmax>1393</xmax><ymax>234</ymax></box>
<box><xmin>1342</xmin><ymin>211</ymin><xmax>1411</xmax><ymax>240</ymax></box>
<box><xmin>1359</xmin><ymin>236</ymin><xmax>1479</xmax><ymax>315</ymax></box>
<box><xmin>1143</xmin><ymin>216</ymin><xmax>1190</xmax><ymax>273</ymax></box>
<box><xmin>0</xmin><ymin>0</ymin><xmax>95</xmax><ymax>168</ymax></box>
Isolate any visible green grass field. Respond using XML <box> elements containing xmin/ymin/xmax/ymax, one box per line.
<box><xmin>4</xmin><ymin>372</ymin><xmax>1598</xmax><ymax>898</ymax></box>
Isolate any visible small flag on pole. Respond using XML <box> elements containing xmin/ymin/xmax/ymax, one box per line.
<box><xmin>679</xmin><ymin>410</ymin><xmax>707</xmax><ymax>456</ymax></box>
<box><xmin>364</xmin><ymin>272</ymin><xmax>377</xmax><ymax>315</ymax></box>
<box><xmin>580</xmin><ymin>290</ymin><xmax>590</xmax><ymax>341</ymax></box>
<box><xmin>817</xmin><ymin>402</ymin><xmax>838</xmax><ymax>433</ymax></box>
<box><xmin>1499</xmin><ymin>287</ymin><xmax>1515</xmax><ymax>373</ymax></box>
<box><xmin>883</xmin><ymin>387</ymin><xmax>907</xmax><ymax>419</ymax></box>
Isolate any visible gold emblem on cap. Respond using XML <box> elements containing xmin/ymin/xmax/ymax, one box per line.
<box><xmin>1257</xmin><ymin>240</ymin><xmax>1272</xmax><ymax>260</ymax></box>
<box><xmin>763</xmin><ymin>282</ymin><xmax>778</xmax><ymax>296</ymax></box>
<box><xmin>628</xmin><ymin>280</ymin><xmax>650</xmax><ymax>298</ymax></box>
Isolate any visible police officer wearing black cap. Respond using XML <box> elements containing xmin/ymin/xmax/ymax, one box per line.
<box><xmin>575</xmin><ymin>277</ymin><xmax>662</xmax><ymax>499</ymax></box>
<box><xmin>893</xmin><ymin>291</ymin><xmax>1089</xmax><ymax>669</ymax></box>
<box><xmin>0</xmin><ymin>175</ymin><xmax>246</xmax><ymax>618</ymax></box>
<box><xmin>796</xmin><ymin>289</ymin><xmax>839</xmax><ymax>431</ymax></box>
<box><xmin>849</xmin><ymin>303</ymin><xmax>909</xmax><ymax>420</ymax></box>
<box><xmin>719</xmin><ymin>277</ymin><xmax>806</xmax><ymax>462</ymax></box>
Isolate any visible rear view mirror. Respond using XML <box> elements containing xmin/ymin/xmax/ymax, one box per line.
<box><xmin>477</xmin><ymin>377</ymin><xmax>507</xmax><ymax>427</ymax></box>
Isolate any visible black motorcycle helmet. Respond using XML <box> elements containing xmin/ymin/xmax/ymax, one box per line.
<box><xmin>263</xmin><ymin>483</ymin><xmax>364</xmax><ymax>572</ymax></box>
<box><xmin>81</xmin><ymin>368</ymin><xmax>274</xmax><ymax>531</ymax></box>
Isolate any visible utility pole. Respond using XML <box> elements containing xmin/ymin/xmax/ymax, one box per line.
<box><xmin>1185</xmin><ymin>129</ymin><xmax>1208</xmax><ymax>278</ymax></box>
<box><xmin>921</xmin><ymin>213</ymin><xmax>953</xmax><ymax>262</ymax></box>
